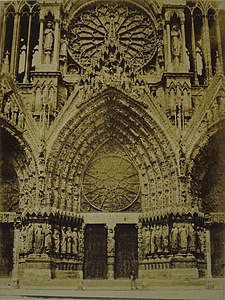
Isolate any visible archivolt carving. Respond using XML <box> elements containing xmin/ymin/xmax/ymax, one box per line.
<box><xmin>185</xmin><ymin>76</ymin><xmax>225</xmax><ymax>160</ymax></box>
<box><xmin>0</xmin><ymin>162</ymin><xmax>19</xmax><ymax>212</ymax></box>
<box><xmin>0</xmin><ymin>126</ymin><xmax>38</xmax><ymax>211</ymax></box>
<box><xmin>189</xmin><ymin>126</ymin><xmax>225</xmax><ymax>213</ymax></box>
<box><xmin>47</xmin><ymin>91</ymin><xmax>180</xmax><ymax>217</ymax></box>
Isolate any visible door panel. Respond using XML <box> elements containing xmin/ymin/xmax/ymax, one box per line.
<box><xmin>84</xmin><ymin>224</ymin><xmax>107</xmax><ymax>279</ymax></box>
<box><xmin>211</xmin><ymin>224</ymin><xmax>225</xmax><ymax>277</ymax></box>
<box><xmin>0</xmin><ymin>223</ymin><xmax>14</xmax><ymax>277</ymax></box>
<box><xmin>115</xmin><ymin>224</ymin><xmax>138</xmax><ymax>278</ymax></box>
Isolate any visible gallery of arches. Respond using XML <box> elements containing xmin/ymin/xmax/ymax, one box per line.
<box><xmin>0</xmin><ymin>0</ymin><xmax>225</xmax><ymax>287</ymax></box>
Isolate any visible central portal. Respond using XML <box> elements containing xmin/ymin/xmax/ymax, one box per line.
<box><xmin>115</xmin><ymin>224</ymin><xmax>138</xmax><ymax>278</ymax></box>
<box><xmin>84</xmin><ymin>224</ymin><xmax>107</xmax><ymax>279</ymax></box>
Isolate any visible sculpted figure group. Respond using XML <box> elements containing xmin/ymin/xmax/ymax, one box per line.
<box><xmin>19</xmin><ymin>223</ymin><xmax>79</xmax><ymax>257</ymax></box>
<box><xmin>2</xmin><ymin>99</ymin><xmax>25</xmax><ymax>129</ymax></box>
<box><xmin>143</xmin><ymin>223</ymin><xmax>205</xmax><ymax>257</ymax></box>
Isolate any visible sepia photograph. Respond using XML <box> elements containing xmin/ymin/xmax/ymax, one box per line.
<box><xmin>0</xmin><ymin>0</ymin><xmax>224</xmax><ymax>299</ymax></box>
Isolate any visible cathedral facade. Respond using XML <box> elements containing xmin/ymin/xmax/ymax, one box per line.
<box><xmin>0</xmin><ymin>0</ymin><xmax>225</xmax><ymax>284</ymax></box>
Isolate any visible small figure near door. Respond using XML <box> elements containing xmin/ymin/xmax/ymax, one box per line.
<box><xmin>129</xmin><ymin>269</ymin><xmax>138</xmax><ymax>290</ymax></box>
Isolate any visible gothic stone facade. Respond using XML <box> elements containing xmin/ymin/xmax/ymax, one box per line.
<box><xmin>0</xmin><ymin>0</ymin><xmax>225</xmax><ymax>283</ymax></box>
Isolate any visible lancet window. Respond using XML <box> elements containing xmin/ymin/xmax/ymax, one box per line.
<box><xmin>2</xmin><ymin>1</ymin><xmax>40</xmax><ymax>83</ymax></box>
<box><xmin>185</xmin><ymin>3</ymin><xmax>224</xmax><ymax>85</ymax></box>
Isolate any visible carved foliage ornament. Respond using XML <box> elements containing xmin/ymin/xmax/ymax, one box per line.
<box><xmin>82</xmin><ymin>140</ymin><xmax>140</xmax><ymax>212</ymax></box>
<box><xmin>68</xmin><ymin>2</ymin><xmax>157</xmax><ymax>71</ymax></box>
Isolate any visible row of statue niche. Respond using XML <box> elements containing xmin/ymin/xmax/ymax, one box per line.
<box><xmin>34</xmin><ymin>85</ymin><xmax>56</xmax><ymax>114</ymax></box>
<box><xmin>19</xmin><ymin>223</ymin><xmax>49</xmax><ymax>255</ymax></box>
<box><xmin>69</xmin><ymin>64</ymin><xmax>149</xmax><ymax>107</ymax></box>
<box><xmin>204</xmin><ymin>94</ymin><xmax>225</xmax><ymax>125</ymax></box>
<box><xmin>19</xmin><ymin>173</ymin><xmax>37</xmax><ymax>208</ymax></box>
<box><xmin>19</xmin><ymin>223</ymin><xmax>79</xmax><ymax>257</ymax></box>
<box><xmin>53</xmin><ymin>226</ymin><xmax>79</xmax><ymax>256</ymax></box>
<box><xmin>142</xmin><ymin>223</ymin><xmax>205</xmax><ymax>256</ymax></box>
<box><xmin>2</xmin><ymin>98</ymin><xmax>25</xmax><ymax>128</ymax></box>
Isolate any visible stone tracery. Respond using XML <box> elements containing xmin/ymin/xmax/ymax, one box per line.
<box><xmin>68</xmin><ymin>2</ymin><xmax>157</xmax><ymax>72</ymax></box>
<box><xmin>82</xmin><ymin>139</ymin><xmax>140</xmax><ymax>212</ymax></box>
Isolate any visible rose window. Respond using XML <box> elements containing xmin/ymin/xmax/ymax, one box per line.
<box><xmin>68</xmin><ymin>2</ymin><xmax>157</xmax><ymax>71</ymax></box>
<box><xmin>82</xmin><ymin>140</ymin><xmax>140</xmax><ymax>212</ymax></box>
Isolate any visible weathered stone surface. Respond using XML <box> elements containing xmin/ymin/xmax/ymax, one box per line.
<box><xmin>0</xmin><ymin>0</ymin><xmax>225</xmax><ymax>285</ymax></box>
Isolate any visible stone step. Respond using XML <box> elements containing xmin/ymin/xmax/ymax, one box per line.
<box><xmin>1</xmin><ymin>277</ymin><xmax>223</xmax><ymax>291</ymax></box>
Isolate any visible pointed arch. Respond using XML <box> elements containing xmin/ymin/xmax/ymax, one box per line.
<box><xmin>47</xmin><ymin>89</ymin><xmax>181</xmax><ymax>218</ymax></box>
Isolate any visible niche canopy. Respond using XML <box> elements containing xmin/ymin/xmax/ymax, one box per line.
<box><xmin>82</xmin><ymin>140</ymin><xmax>140</xmax><ymax>212</ymax></box>
<box><xmin>68</xmin><ymin>1</ymin><xmax>157</xmax><ymax>71</ymax></box>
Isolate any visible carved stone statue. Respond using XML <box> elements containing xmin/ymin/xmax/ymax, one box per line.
<box><xmin>34</xmin><ymin>224</ymin><xmax>45</xmax><ymax>254</ymax></box>
<box><xmin>171</xmin><ymin>224</ymin><xmax>179</xmax><ymax>251</ymax></box>
<box><xmin>157</xmin><ymin>39</ymin><xmax>164</xmax><ymax>64</ymax></box>
<box><xmin>44</xmin><ymin>224</ymin><xmax>52</xmax><ymax>254</ymax></box>
<box><xmin>44</xmin><ymin>21</ymin><xmax>54</xmax><ymax>63</ymax></box>
<box><xmin>61</xmin><ymin>226</ymin><xmax>67</xmax><ymax>255</ymax></box>
<box><xmin>60</xmin><ymin>34</ymin><xmax>67</xmax><ymax>59</ymax></box>
<box><xmin>71</xmin><ymin>228</ymin><xmax>78</xmax><ymax>256</ymax></box>
<box><xmin>188</xmin><ymin>223</ymin><xmax>196</xmax><ymax>252</ymax></box>
<box><xmin>171</xmin><ymin>25</ymin><xmax>181</xmax><ymax>65</ymax></box>
<box><xmin>143</xmin><ymin>227</ymin><xmax>150</xmax><ymax>255</ymax></box>
<box><xmin>107</xmin><ymin>228</ymin><xmax>115</xmax><ymax>254</ymax></box>
<box><xmin>12</xmin><ymin>104</ymin><xmax>19</xmax><ymax>125</ymax></box>
<box><xmin>179</xmin><ymin>224</ymin><xmax>188</xmax><ymax>252</ymax></box>
<box><xmin>197</xmin><ymin>227</ymin><xmax>205</xmax><ymax>253</ymax></box>
<box><xmin>18</xmin><ymin>112</ymin><xmax>25</xmax><ymax>128</ymax></box>
<box><xmin>25</xmin><ymin>224</ymin><xmax>34</xmax><ymax>253</ymax></box>
<box><xmin>102</xmin><ymin>65</ymin><xmax>111</xmax><ymax>85</ymax></box>
<box><xmin>53</xmin><ymin>228</ymin><xmax>60</xmax><ymax>254</ymax></box>
<box><xmin>155</xmin><ymin>225</ymin><xmax>162</xmax><ymax>252</ymax></box>
<box><xmin>162</xmin><ymin>224</ymin><xmax>169</xmax><ymax>252</ymax></box>
<box><xmin>150</xmin><ymin>225</ymin><xmax>156</xmax><ymax>254</ymax></box>
<box><xmin>19</xmin><ymin>226</ymin><xmax>27</xmax><ymax>254</ymax></box>
<box><xmin>4</xmin><ymin>99</ymin><xmax>11</xmax><ymax>119</ymax></box>
<box><xmin>66</xmin><ymin>227</ymin><xmax>73</xmax><ymax>255</ymax></box>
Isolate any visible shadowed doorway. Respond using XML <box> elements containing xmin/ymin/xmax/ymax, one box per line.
<box><xmin>115</xmin><ymin>224</ymin><xmax>138</xmax><ymax>279</ymax></box>
<box><xmin>83</xmin><ymin>224</ymin><xmax>107</xmax><ymax>279</ymax></box>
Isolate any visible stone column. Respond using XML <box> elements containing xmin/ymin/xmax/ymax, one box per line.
<box><xmin>23</xmin><ymin>13</ymin><xmax>32</xmax><ymax>83</ymax></box>
<box><xmin>53</xmin><ymin>19</ymin><xmax>60</xmax><ymax>68</ymax></box>
<box><xmin>191</xmin><ymin>11</ymin><xmax>198</xmax><ymax>84</ymax></box>
<box><xmin>180</xmin><ymin>20</ymin><xmax>187</xmax><ymax>70</ymax></box>
<box><xmin>10</xmin><ymin>11</ymin><xmax>20</xmax><ymax>75</ymax></box>
<box><xmin>0</xmin><ymin>9</ymin><xmax>6</xmax><ymax>69</ymax></box>
<box><xmin>37</xmin><ymin>17</ymin><xmax>44</xmax><ymax>66</ymax></box>
<box><xmin>78</xmin><ymin>224</ymin><xmax>85</xmax><ymax>279</ymax></box>
<box><xmin>166</xmin><ymin>21</ymin><xmax>172</xmax><ymax>71</ymax></box>
<box><xmin>205</xmin><ymin>225</ymin><xmax>212</xmax><ymax>278</ymax></box>
<box><xmin>11</xmin><ymin>224</ymin><xmax>20</xmax><ymax>287</ymax></box>
<box><xmin>215</xmin><ymin>13</ymin><xmax>223</xmax><ymax>73</ymax></box>
<box><xmin>202</xmin><ymin>14</ymin><xmax>212</xmax><ymax>82</ymax></box>
<box><xmin>107</xmin><ymin>225</ymin><xmax>115</xmax><ymax>279</ymax></box>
